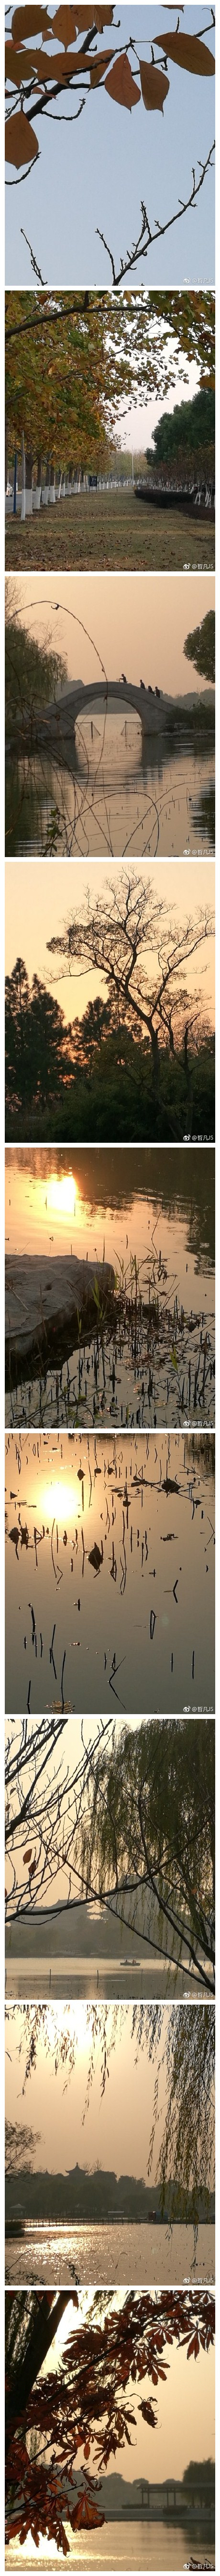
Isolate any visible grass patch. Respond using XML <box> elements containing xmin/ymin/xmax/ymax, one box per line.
<box><xmin>5</xmin><ymin>488</ymin><xmax>215</xmax><ymax>575</ymax></box>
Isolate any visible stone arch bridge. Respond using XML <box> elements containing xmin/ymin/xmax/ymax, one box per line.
<box><xmin>19</xmin><ymin>678</ymin><xmax>176</xmax><ymax>765</ymax></box>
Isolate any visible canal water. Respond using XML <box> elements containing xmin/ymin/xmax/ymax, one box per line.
<box><xmin>5</xmin><ymin>720</ymin><xmax>215</xmax><ymax>859</ymax></box>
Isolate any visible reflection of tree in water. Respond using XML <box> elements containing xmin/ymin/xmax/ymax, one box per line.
<box><xmin>192</xmin><ymin>783</ymin><xmax>215</xmax><ymax>848</ymax></box>
<box><xmin>6</xmin><ymin>736</ymin><xmax>215</xmax><ymax>860</ymax></box>
<box><xmin>187</xmin><ymin>1433</ymin><xmax>215</xmax><ymax>1483</ymax></box>
<box><xmin>6</xmin><ymin>1143</ymin><xmax>215</xmax><ymax>1276</ymax></box>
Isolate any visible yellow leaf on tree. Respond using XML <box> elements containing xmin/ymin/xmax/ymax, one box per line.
<box><xmin>5</xmin><ymin>107</ymin><xmax>39</xmax><ymax>164</ymax></box>
<box><xmin>105</xmin><ymin>53</ymin><xmax>140</xmax><ymax>109</ymax></box>
<box><xmin>155</xmin><ymin>32</ymin><xmax>215</xmax><ymax>77</ymax></box>
<box><xmin>139</xmin><ymin>59</ymin><xmax>169</xmax><ymax>111</ymax></box>
<box><xmin>53</xmin><ymin>6</ymin><xmax>77</xmax><ymax>40</ymax></box>
<box><xmin>11</xmin><ymin>5</ymin><xmax>50</xmax><ymax>37</ymax></box>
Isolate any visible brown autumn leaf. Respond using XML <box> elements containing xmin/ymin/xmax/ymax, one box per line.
<box><xmin>75</xmin><ymin>8</ymin><xmax>114</xmax><ymax>25</ymax></box>
<box><xmin>22</xmin><ymin>1846</ymin><xmax>33</xmax><ymax>1862</ymax></box>
<box><xmin>90</xmin><ymin>48</ymin><xmax>113</xmax><ymax>83</ymax></box>
<box><xmin>11</xmin><ymin>5</ymin><xmax>50</xmax><ymax>36</ymax></box>
<box><xmin>155</xmin><ymin>32</ymin><xmax>215</xmax><ymax>77</ymax></box>
<box><xmin>105</xmin><ymin>53</ymin><xmax>140</xmax><ymax>109</ymax></box>
<box><xmin>92</xmin><ymin>6</ymin><xmax>114</xmax><ymax>20</ymax></box>
<box><xmin>53</xmin><ymin>5</ymin><xmax>78</xmax><ymax>39</ymax></box>
<box><xmin>139</xmin><ymin>58</ymin><xmax>169</xmax><ymax>111</ymax></box>
<box><xmin>5</xmin><ymin>42</ymin><xmax>37</xmax><ymax>83</ymax></box>
<box><xmin>9</xmin><ymin>44</ymin><xmax>101</xmax><ymax>78</ymax></box>
<box><xmin>5</xmin><ymin>106</ymin><xmax>39</xmax><ymax>162</ymax></box>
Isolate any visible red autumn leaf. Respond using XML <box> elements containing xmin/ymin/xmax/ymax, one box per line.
<box><xmin>105</xmin><ymin>53</ymin><xmax>140</xmax><ymax>109</ymax></box>
<box><xmin>139</xmin><ymin>58</ymin><xmax>169</xmax><ymax>112</ymax></box>
<box><xmin>155</xmin><ymin>31</ymin><xmax>215</xmax><ymax>77</ymax></box>
<box><xmin>5</xmin><ymin>108</ymin><xmax>39</xmax><ymax>162</ymax></box>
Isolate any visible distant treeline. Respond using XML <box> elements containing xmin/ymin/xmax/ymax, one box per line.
<box><xmin>5</xmin><ymin>2163</ymin><xmax>215</xmax><ymax>2226</ymax></box>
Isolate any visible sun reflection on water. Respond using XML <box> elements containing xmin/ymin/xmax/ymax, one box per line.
<box><xmin>40</xmin><ymin>1476</ymin><xmax>83</xmax><ymax>1526</ymax></box>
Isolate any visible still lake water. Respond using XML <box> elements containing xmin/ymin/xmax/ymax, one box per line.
<box><xmin>5</xmin><ymin>2519</ymin><xmax>215</xmax><ymax>2570</ymax></box>
<box><xmin>6</xmin><ymin>1956</ymin><xmax>205</xmax><ymax>2000</ymax></box>
<box><xmin>5</xmin><ymin>721</ymin><xmax>215</xmax><ymax>858</ymax></box>
<box><xmin>5</xmin><ymin>2221</ymin><xmax>215</xmax><ymax>2288</ymax></box>
<box><xmin>5</xmin><ymin>1432</ymin><xmax>215</xmax><ymax>1714</ymax></box>
<box><xmin>5</xmin><ymin>1151</ymin><xmax>215</xmax><ymax>1306</ymax></box>
<box><xmin>5</xmin><ymin>1152</ymin><xmax>215</xmax><ymax>1431</ymax></box>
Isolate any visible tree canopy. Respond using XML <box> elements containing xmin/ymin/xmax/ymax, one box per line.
<box><xmin>5</xmin><ymin>581</ymin><xmax>66</xmax><ymax>730</ymax></box>
<box><xmin>5</xmin><ymin>290</ymin><xmax>215</xmax><ymax>482</ymax></box>
<box><xmin>75</xmin><ymin>1714</ymin><xmax>215</xmax><ymax>1990</ymax></box>
<box><xmin>47</xmin><ymin>867</ymin><xmax>214</xmax><ymax>1065</ymax></box>
<box><xmin>5</xmin><ymin>1713</ymin><xmax>215</xmax><ymax>1989</ymax></box>
<box><xmin>5</xmin><ymin>2286</ymin><xmax>215</xmax><ymax>2554</ymax></box>
<box><xmin>184</xmin><ymin>607</ymin><xmax>215</xmax><ymax>684</ymax></box>
<box><xmin>146</xmin><ymin>384</ymin><xmax>215</xmax><ymax>476</ymax></box>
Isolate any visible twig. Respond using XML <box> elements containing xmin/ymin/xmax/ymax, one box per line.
<box><xmin>20</xmin><ymin>230</ymin><xmax>47</xmax><ymax>284</ymax></box>
<box><xmin>97</xmin><ymin>144</ymin><xmax>215</xmax><ymax>286</ymax></box>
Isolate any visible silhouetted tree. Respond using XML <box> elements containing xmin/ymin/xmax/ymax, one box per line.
<box><xmin>184</xmin><ymin>608</ymin><xmax>215</xmax><ymax>684</ymax></box>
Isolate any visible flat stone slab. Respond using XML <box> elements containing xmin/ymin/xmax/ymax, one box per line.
<box><xmin>5</xmin><ymin>1253</ymin><xmax>115</xmax><ymax>1368</ymax></box>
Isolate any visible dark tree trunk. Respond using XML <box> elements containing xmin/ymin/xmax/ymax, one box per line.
<box><xmin>5</xmin><ymin>2291</ymin><xmax>72</xmax><ymax>2446</ymax></box>
<box><xmin>25</xmin><ymin>448</ymin><xmax>33</xmax><ymax>491</ymax></box>
<box><xmin>5</xmin><ymin>417</ymin><xmax>9</xmax><ymax>489</ymax></box>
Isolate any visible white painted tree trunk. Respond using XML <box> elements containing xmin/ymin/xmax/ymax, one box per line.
<box><xmin>21</xmin><ymin>429</ymin><xmax>26</xmax><ymax>522</ymax></box>
<box><xmin>49</xmin><ymin>462</ymin><xmax>55</xmax><ymax>504</ymax></box>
